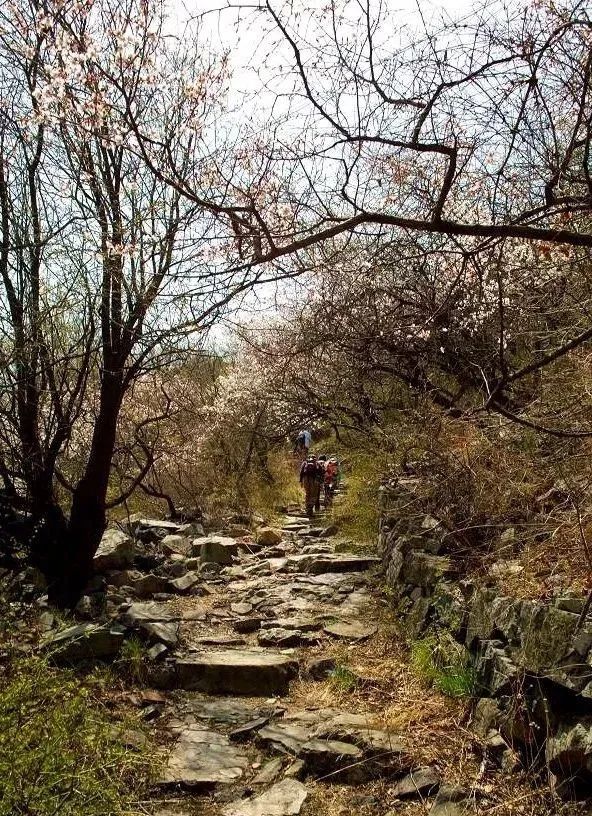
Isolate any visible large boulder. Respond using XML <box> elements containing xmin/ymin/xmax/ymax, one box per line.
<box><xmin>93</xmin><ymin>529</ymin><xmax>135</xmax><ymax>572</ymax></box>
<box><xmin>41</xmin><ymin>622</ymin><xmax>125</xmax><ymax>663</ymax></box>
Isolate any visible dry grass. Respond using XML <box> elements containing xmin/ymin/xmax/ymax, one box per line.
<box><xmin>285</xmin><ymin>596</ymin><xmax>588</xmax><ymax>816</ymax></box>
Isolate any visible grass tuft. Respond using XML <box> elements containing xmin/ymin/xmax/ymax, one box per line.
<box><xmin>410</xmin><ymin>631</ymin><xmax>477</xmax><ymax>698</ymax></box>
<box><xmin>328</xmin><ymin>664</ymin><xmax>359</xmax><ymax>692</ymax></box>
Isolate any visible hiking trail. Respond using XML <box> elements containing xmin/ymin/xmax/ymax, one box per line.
<box><xmin>117</xmin><ymin>505</ymin><xmax>465</xmax><ymax>816</ymax></box>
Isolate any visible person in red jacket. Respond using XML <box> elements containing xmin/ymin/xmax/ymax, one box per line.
<box><xmin>323</xmin><ymin>457</ymin><xmax>339</xmax><ymax>507</ymax></box>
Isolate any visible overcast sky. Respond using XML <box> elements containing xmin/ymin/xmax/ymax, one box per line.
<box><xmin>167</xmin><ymin>0</ymin><xmax>482</xmax><ymax>343</ymax></box>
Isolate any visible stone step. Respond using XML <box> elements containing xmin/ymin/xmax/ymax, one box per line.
<box><xmin>304</xmin><ymin>555</ymin><xmax>381</xmax><ymax>574</ymax></box>
<box><xmin>157</xmin><ymin>726</ymin><xmax>249</xmax><ymax>789</ymax></box>
<box><xmin>175</xmin><ymin>650</ymin><xmax>299</xmax><ymax>696</ymax></box>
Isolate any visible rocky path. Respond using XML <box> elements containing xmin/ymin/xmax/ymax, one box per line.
<box><xmin>41</xmin><ymin>508</ymin><xmax>471</xmax><ymax>815</ymax></box>
<box><xmin>110</xmin><ymin>509</ymin><xmax>463</xmax><ymax>816</ymax></box>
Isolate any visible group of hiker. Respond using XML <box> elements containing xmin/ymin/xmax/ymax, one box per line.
<box><xmin>294</xmin><ymin>430</ymin><xmax>340</xmax><ymax>518</ymax></box>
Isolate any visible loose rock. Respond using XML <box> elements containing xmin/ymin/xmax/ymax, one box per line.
<box><xmin>222</xmin><ymin>779</ymin><xmax>308</xmax><ymax>816</ymax></box>
<box><xmin>93</xmin><ymin>529</ymin><xmax>135</xmax><ymax>572</ymax></box>
<box><xmin>41</xmin><ymin>622</ymin><xmax>125</xmax><ymax>663</ymax></box>
<box><xmin>200</xmin><ymin>537</ymin><xmax>239</xmax><ymax>565</ymax></box>
<box><xmin>323</xmin><ymin>621</ymin><xmax>378</xmax><ymax>641</ymax></box>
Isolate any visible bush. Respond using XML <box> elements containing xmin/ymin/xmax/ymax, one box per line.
<box><xmin>0</xmin><ymin>657</ymin><xmax>150</xmax><ymax>816</ymax></box>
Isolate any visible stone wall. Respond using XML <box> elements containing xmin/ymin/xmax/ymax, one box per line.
<box><xmin>378</xmin><ymin>479</ymin><xmax>592</xmax><ymax>793</ymax></box>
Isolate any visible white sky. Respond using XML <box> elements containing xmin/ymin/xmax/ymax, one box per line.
<box><xmin>166</xmin><ymin>0</ymin><xmax>484</xmax><ymax>344</ymax></box>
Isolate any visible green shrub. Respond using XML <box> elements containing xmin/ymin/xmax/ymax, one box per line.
<box><xmin>410</xmin><ymin>631</ymin><xmax>477</xmax><ymax>698</ymax></box>
<box><xmin>0</xmin><ymin>657</ymin><xmax>150</xmax><ymax>816</ymax></box>
<box><xmin>117</xmin><ymin>636</ymin><xmax>148</xmax><ymax>684</ymax></box>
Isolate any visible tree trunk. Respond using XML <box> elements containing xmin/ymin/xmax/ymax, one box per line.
<box><xmin>49</xmin><ymin>372</ymin><xmax>124</xmax><ymax>608</ymax></box>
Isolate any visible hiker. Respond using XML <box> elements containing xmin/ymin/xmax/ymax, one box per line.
<box><xmin>323</xmin><ymin>456</ymin><xmax>339</xmax><ymax>507</ymax></box>
<box><xmin>293</xmin><ymin>428</ymin><xmax>312</xmax><ymax>457</ymax></box>
<box><xmin>299</xmin><ymin>454</ymin><xmax>323</xmax><ymax>517</ymax></box>
<box><xmin>316</xmin><ymin>455</ymin><xmax>327</xmax><ymax>511</ymax></box>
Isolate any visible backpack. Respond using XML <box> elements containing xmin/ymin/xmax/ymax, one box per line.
<box><xmin>325</xmin><ymin>461</ymin><xmax>337</xmax><ymax>482</ymax></box>
<box><xmin>303</xmin><ymin>460</ymin><xmax>318</xmax><ymax>476</ymax></box>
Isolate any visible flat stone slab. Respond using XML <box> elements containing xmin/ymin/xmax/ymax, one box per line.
<box><xmin>158</xmin><ymin>727</ymin><xmax>248</xmax><ymax>788</ymax></box>
<box><xmin>138</xmin><ymin>621</ymin><xmax>179</xmax><ymax>648</ymax></box>
<box><xmin>195</xmin><ymin>635</ymin><xmax>246</xmax><ymax>647</ymax></box>
<box><xmin>222</xmin><ymin>779</ymin><xmax>308</xmax><ymax>816</ymax></box>
<box><xmin>180</xmin><ymin>695</ymin><xmax>274</xmax><ymax>726</ymax></box>
<box><xmin>133</xmin><ymin>517</ymin><xmax>180</xmax><ymax>532</ymax></box>
<box><xmin>298</xmin><ymin>573</ymin><xmax>366</xmax><ymax>587</ymax></box>
<box><xmin>260</xmin><ymin>618</ymin><xmax>322</xmax><ymax>632</ymax></box>
<box><xmin>176</xmin><ymin>650</ymin><xmax>299</xmax><ymax>696</ymax></box>
<box><xmin>299</xmin><ymin>737</ymin><xmax>362</xmax><ymax>780</ymax></box>
<box><xmin>257</xmin><ymin>712</ymin><xmax>409</xmax><ymax>783</ymax></box>
<box><xmin>305</xmin><ymin>556</ymin><xmax>381</xmax><ymax>575</ymax></box>
<box><xmin>229</xmin><ymin>716</ymin><xmax>271</xmax><ymax>742</ymax></box>
<box><xmin>393</xmin><ymin>766</ymin><xmax>440</xmax><ymax>798</ymax></box>
<box><xmin>120</xmin><ymin>602</ymin><xmax>175</xmax><ymax>625</ymax></box>
<box><xmin>257</xmin><ymin>722</ymin><xmax>311</xmax><ymax>755</ymax></box>
<box><xmin>257</xmin><ymin>629</ymin><xmax>306</xmax><ymax>648</ymax></box>
<box><xmin>231</xmin><ymin>602</ymin><xmax>254</xmax><ymax>615</ymax></box>
<box><xmin>252</xmin><ymin>757</ymin><xmax>285</xmax><ymax>785</ymax></box>
<box><xmin>41</xmin><ymin>623</ymin><xmax>125</xmax><ymax>663</ymax></box>
<box><xmin>324</xmin><ymin>621</ymin><xmax>378</xmax><ymax>641</ymax></box>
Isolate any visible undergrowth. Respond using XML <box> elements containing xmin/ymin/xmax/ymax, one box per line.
<box><xmin>332</xmin><ymin>446</ymin><xmax>396</xmax><ymax>543</ymax></box>
<box><xmin>410</xmin><ymin>630</ymin><xmax>477</xmax><ymax>698</ymax></box>
<box><xmin>328</xmin><ymin>664</ymin><xmax>359</xmax><ymax>692</ymax></box>
<box><xmin>0</xmin><ymin>656</ymin><xmax>151</xmax><ymax>816</ymax></box>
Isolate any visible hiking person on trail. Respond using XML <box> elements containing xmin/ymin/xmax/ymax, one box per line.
<box><xmin>293</xmin><ymin>429</ymin><xmax>312</xmax><ymax>457</ymax></box>
<box><xmin>323</xmin><ymin>456</ymin><xmax>339</xmax><ymax>507</ymax></box>
<box><xmin>299</xmin><ymin>454</ymin><xmax>323</xmax><ymax>517</ymax></box>
<box><xmin>316</xmin><ymin>455</ymin><xmax>327</xmax><ymax>511</ymax></box>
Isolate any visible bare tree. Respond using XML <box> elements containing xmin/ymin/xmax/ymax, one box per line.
<box><xmin>127</xmin><ymin>0</ymin><xmax>592</xmax><ymax>430</ymax></box>
<box><xmin>0</xmin><ymin>0</ymin><xmax>284</xmax><ymax>605</ymax></box>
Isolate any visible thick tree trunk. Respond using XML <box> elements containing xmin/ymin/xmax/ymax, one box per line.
<box><xmin>48</xmin><ymin>372</ymin><xmax>124</xmax><ymax>608</ymax></box>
